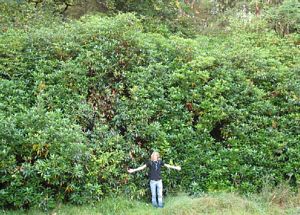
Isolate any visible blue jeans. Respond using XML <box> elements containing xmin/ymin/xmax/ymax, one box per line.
<box><xmin>150</xmin><ymin>179</ymin><xmax>163</xmax><ymax>207</ymax></box>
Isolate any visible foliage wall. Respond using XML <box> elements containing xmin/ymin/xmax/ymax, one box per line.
<box><xmin>0</xmin><ymin>5</ymin><xmax>299</xmax><ymax>210</ymax></box>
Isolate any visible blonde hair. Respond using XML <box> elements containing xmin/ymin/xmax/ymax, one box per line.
<box><xmin>150</xmin><ymin>151</ymin><xmax>160</xmax><ymax>161</ymax></box>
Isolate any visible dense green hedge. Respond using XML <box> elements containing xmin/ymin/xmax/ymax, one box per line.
<box><xmin>0</xmin><ymin>13</ymin><xmax>299</xmax><ymax>209</ymax></box>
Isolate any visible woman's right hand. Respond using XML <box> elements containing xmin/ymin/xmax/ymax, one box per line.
<box><xmin>127</xmin><ymin>168</ymin><xmax>134</xmax><ymax>173</ymax></box>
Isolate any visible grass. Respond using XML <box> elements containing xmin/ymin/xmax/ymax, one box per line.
<box><xmin>2</xmin><ymin>189</ymin><xmax>300</xmax><ymax>215</ymax></box>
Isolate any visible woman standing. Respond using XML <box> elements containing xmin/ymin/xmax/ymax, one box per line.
<box><xmin>127</xmin><ymin>151</ymin><xmax>181</xmax><ymax>208</ymax></box>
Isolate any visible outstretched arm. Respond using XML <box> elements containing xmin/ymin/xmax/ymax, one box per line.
<box><xmin>164</xmin><ymin>164</ymin><xmax>181</xmax><ymax>170</ymax></box>
<box><xmin>127</xmin><ymin>164</ymin><xmax>147</xmax><ymax>173</ymax></box>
